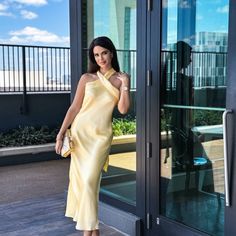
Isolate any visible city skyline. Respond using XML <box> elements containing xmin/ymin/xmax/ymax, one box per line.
<box><xmin>166</xmin><ymin>0</ymin><xmax>229</xmax><ymax>45</ymax></box>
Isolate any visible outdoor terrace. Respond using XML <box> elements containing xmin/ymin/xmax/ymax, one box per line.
<box><xmin>0</xmin><ymin>43</ymin><xmax>227</xmax><ymax>235</ymax></box>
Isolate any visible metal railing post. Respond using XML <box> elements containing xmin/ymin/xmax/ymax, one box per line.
<box><xmin>21</xmin><ymin>46</ymin><xmax>28</xmax><ymax>114</ymax></box>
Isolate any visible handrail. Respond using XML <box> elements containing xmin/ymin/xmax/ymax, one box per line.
<box><xmin>222</xmin><ymin>109</ymin><xmax>233</xmax><ymax>207</ymax></box>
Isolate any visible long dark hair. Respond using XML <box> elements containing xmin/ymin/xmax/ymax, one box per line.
<box><xmin>88</xmin><ymin>36</ymin><xmax>120</xmax><ymax>73</ymax></box>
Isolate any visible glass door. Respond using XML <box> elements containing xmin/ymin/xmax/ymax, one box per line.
<box><xmin>81</xmin><ymin>0</ymin><xmax>137</xmax><ymax>209</ymax></box>
<box><xmin>160</xmin><ymin>1</ymin><xmax>228</xmax><ymax>235</ymax></box>
<box><xmin>147</xmin><ymin>0</ymin><xmax>236</xmax><ymax>235</ymax></box>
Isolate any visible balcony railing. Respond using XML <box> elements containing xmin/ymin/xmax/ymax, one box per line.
<box><xmin>1</xmin><ymin>45</ymin><xmax>225</xmax><ymax>93</ymax></box>
<box><xmin>0</xmin><ymin>44</ymin><xmax>137</xmax><ymax>93</ymax></box>
<box><xmin>161</xmin><ymin>50</ymin><xmax>227</xmax><ymax>90</ymax></box>
<box><xmin>0</xmin><ymin>44</ymin><xmax>71</xmax><ymax>93</ymax></box>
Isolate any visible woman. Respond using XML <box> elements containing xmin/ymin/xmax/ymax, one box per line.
<box><xmin>55</xmin><ymin>36</ymin><xmax>130</xmax><ymax>236</ymax></box>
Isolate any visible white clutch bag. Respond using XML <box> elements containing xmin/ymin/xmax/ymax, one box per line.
<box><xmin>61</xmin><ymin>129</ymin><xmax>73</xmax><ymax>158</ymax></box>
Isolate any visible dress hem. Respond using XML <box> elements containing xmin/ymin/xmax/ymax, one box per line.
<box><xmin>65</xmin><ymin>214</ymin><xmax>99</xmax><ymax>231</ymax></box>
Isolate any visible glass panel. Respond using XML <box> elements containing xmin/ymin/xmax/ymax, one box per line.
<box><xmin>160</xmin><ymin>0</ymin><xmax>228</xmax><ymax>235</ymax></box>
<box><xmin>83</xmin><ymin>0</ymin><xmax>137</xmax><ymax>206</ymax></box>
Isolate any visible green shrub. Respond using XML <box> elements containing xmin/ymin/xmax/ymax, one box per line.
<box><xmin>160</xmin><ymin>109</ymin><xmax>223</xmax><ymax>131</ymax></box>
<box><xmin>194</xmin><ymin>110</ymin><xmax>222</xmax><ymax>126</ymax></box>
<box><xmin>0</xmin><ymin>126</ymin><xmax>58</xmax><ymax>148</ymax></box>
<box><xmin>0</xmin><ymin>118</ymin><xmax>137</xmax><ymax>147</ymax></box>
<box><xmin>112</xmin><ymin>117</ymin><xmax>136</xmax><ymax>136</ymax></box>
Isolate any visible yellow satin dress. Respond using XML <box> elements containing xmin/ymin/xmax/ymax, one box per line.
<box><xmin>65</xmin><ymin>68</ymin><xmax>119</xmax><ymax>231</ymax></box>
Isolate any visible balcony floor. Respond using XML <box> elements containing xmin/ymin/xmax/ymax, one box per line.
<box><xmin>0</xmin><ymin>159</ymin><xmax>126</xmax><ymax>236</ymax></box>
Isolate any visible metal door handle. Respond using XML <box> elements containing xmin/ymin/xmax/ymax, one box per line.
<box><xmin>223</xmin><ymin>109</ymin><xmax>233</xmax><ymax>207</ymax></box>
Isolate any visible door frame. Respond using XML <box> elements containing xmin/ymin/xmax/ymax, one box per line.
<box><xmin>145</xmin><ymin>0</ymin><xmax>236</xmax><ymax>235</ymax></box>
<box><xmin>225</xmin><ymin>1</ymin><xmax>236</xmax><ymax>234</ymax></box>
<box><xmin>136</xmin><ymin>0</ymin><xmax>148</xmax><ymax>235</ymax></box>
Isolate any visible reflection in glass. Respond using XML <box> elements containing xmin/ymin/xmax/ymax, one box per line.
<box><xmin>161</xmin><ymin>108</ymin><xmax>224</xmax><ymax>235</ymax></box>
<box><xmin>160</xmin><ymin>0</ymin><xmax>228</xmax><ymax>235</ymax></box>
<box><xmin>83</xmin><ymin>0</ymin><xmax>137</xmax><ymax>206</ymax></box>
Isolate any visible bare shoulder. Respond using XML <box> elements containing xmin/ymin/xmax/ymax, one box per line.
<box><xmin>78</xmin><ymin>73</ymin><xmax>97</xmax><ymax>85</ymax></box>
<box><xmin>80</xmin><ymin>73</ymin><xmax>93</xmax><ymax>81</ymax></box>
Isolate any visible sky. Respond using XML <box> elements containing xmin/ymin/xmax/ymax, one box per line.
<box><xmin>0</xmin><ymin>0</ymin><xmax>137</xmax><ymax>49</ymax></box>
<box><xmin>0</xmin><ymin>0</ymin><xmax>229</xmax><ymax>48</ymax></box>
<box><xmin>166</xmin><ymin>0</ymin><xmax>229</xmax><ymax>45</ymax></box>
<box><xmin>195</xmin><ymin>0</ymin><xmax>229</xmax><ymax>33</ymax></box>
<box><xmin>0</xmin><ymin>0</ymin><xmax>69</xmax><ymax>46</ymax></box>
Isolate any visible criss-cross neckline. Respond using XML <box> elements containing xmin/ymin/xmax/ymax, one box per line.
<box><xmin>98</xmin><ymin>68</ymin><xmax>116</xmax><ymax>81</ymax></box>
<box><xmin>96</xmin><ymin>68</ymin><xmax>120</xmax><ymax>96</ymax></box>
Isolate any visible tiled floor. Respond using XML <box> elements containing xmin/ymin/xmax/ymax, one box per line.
<box><xmin>0</xmin><ymin>159</ymin><xmax>70</xmax><ymax>204</ymax></box>
<box><xmin>0</xmin><ymin>193</ymin><xmax>126</xmax><ymax>236</ymax></box>
<box><xmin>0</xmin><ymin>159</ymin><xmax>127</xmax><ymax>235</ymax></box>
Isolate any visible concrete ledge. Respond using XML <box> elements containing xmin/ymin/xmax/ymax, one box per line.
<box><xmin>0</xmin><ymin>143</ymin><xmax>55</xmax><ymax>157</ymax></box>
<box><xmin>112</xmin><ymin>134</ymin><xmax>136</xmax><ymax>145</ymax></box>
<box><xmin>0</xmin><ymin>151</ymin><xmax>59</xmax><ymax>166</ymax></box>
<box><xmin>0</xmin><ymin>135</ymin><xmax>136</xmax><ymax>157</ymax></box>
<box><xmin>0</xmin><ymin>135</ymin><xmax>136</xmax><ymax>166</ymax></box>
<box><xmin>98</xmin><ymin>201</ymin><xmax>141</xmax><ymax>236</ymax></box>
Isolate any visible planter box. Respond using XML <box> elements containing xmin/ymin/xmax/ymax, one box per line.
<box><xmin>0</xmin><ymin>143</ymin><xmax>58</xmax><ymax>166</ymax></box>
<box><xmin>0</xmin><ymin>143</ymin><xmax>55</xmax><ymax>157</ymax></box>
<box><xmin>0</xmin><ymin>135</ymin><xmax>136</xmax><ymax>166</ymax></box>
<box><xmin>110</xmin><ymin>134</ymin><xmax>136</xmax><ymax>154</ymax></box>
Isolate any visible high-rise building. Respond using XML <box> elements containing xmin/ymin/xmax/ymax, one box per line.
<box><xmin>195</xmin><ymin>31</ymin><xmax>228</xmax><ymax>52</ymax></box>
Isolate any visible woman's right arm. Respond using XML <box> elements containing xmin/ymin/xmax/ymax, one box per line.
<box><xmin>55</xmin><ymin>74</ymin><xmax>88</xmax><ymax>154</ymax></box>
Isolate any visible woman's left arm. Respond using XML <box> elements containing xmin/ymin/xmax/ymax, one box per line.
<box><xmin>117</xmin><ymin>72</ymin><xmax>131</xmax><ymax>114</ymax></box>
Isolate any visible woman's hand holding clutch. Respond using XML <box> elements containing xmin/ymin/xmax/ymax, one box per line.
<box><xmin>55</xmin><ymin>139</ymin><xmax>63</xmax><ymax>155</ymax></box>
